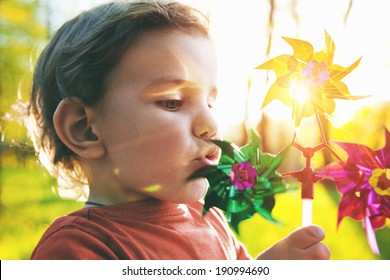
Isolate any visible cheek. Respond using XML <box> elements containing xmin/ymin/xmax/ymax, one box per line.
<box><xmin>107</xmin><ymin>124</ymin><xmax>191</xmax><ymax>178</ymax></box>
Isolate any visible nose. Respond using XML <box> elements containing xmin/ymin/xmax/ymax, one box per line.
<box><xmin>193</xmin><ymin>106</ymin><xmax>219</xmax><ymax>140</ymax></box>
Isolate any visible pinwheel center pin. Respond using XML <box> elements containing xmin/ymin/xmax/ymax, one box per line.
<box><xmin>230</xmin><ymin>162</ymin><xmax>257</xmax><ymax>190</ymax></box>
<box><xmin>237</xmin><ymin>170</ymin><xmax>249</xmax><ymax>181</ymax></box>
<box><xmin>369</xmin><ymin>168</ymin><xmax>390</xmax><ymax>196</ymax></box>
<box><xmin>302</xmin><ymin>60</ymin><xmax>330</xmax><ymax>86</ymax></box>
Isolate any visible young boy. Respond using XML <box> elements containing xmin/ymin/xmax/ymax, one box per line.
<box><xmin>29</xmin><ymin>0</ymin><xmax>330</xmax><ymax>260</ymax></box>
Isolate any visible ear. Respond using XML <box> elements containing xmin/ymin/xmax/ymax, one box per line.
<box><xmin>53</xmin><ymin>98</ymin><xmax>105</xmax><ymax>160</ymax></box>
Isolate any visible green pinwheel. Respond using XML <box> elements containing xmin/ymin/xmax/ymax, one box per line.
<box><xmin>190</xmin><ymin>128</ymin><xmax>289</xmax><ymax>233</ymax></box>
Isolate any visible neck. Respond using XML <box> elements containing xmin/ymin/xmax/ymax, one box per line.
<box><xmin>84</xmin><ymin>200</ymin><xmax>106</xmax><ymax>207</ymax></box>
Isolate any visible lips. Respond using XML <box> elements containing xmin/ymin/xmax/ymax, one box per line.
<box><xmin>187</xmin><ymin>146</ymin><xmax>221</xmax><ymax>182</ymax></box>
<box><xmin>195</xmin><ymin>146</ymin><xmax>221</xmax><ymax>168</ymax></box>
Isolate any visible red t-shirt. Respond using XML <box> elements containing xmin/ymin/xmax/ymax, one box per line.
<box><xmin>31</xmin><ymin>199</ymin><xmax>252</xmax><ymax>260</ymax></box>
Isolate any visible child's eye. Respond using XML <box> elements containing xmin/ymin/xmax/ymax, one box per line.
<box><xmin>156</xmin><ymin>100</ymin><xmax>183</xmax><ymax>111</ymax></box>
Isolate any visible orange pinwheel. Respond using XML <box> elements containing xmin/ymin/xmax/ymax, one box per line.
<box><xmin>257</xmin><ymin>31</ymin><xmax>365</xmax><ymax>126</ymax></box>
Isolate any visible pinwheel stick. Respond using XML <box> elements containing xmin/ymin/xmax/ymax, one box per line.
<box><xmin>280</xmin><ymin>110</ymin><xmax>343</xmax><ymax>227</ymax></box>
<box><xmin>301</xmin><ymin>199</ymin><xmax>312</xmax><ymax>227</ymax></box>
<box><xmin>282</xmin><ymin>144</ymin><xmax>320</xmax><ymax>226</ymax></box>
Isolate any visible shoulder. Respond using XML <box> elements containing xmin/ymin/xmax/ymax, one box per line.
<box><xmin>37</xmin><ymin>208</ymin><xmax>101</xmax><ymax>241</ymax></box>
<box><xmin>31</xmin><ymin>208</ymin><xmax>117</xmax><ymax>259</ymax></box>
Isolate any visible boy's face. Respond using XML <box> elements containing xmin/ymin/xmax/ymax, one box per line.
<box><xmin>93</xmin><ymin>29</ymin><xmax>221</xmax><ymax>204</ymax></box>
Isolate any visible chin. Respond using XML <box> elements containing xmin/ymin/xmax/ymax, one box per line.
<box><xmin>186</xmin><ymin>178</ymin><xmax>209</xmax><ymax>203</ymax></box>
<box><xmin>169</xmin><ymin>178</ymin><xmax>209</xmax><ymax>204</ymax></box>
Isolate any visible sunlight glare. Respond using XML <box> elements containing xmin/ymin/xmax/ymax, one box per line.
<box><xmin>143</xmin><ymin>185</ymin><xmax>162</xmax><ymax>193</ymax></box>
<box><xmin>52</xmin><ymin>0</ymin><xmax>390</xmax><ymax>131</ymax></box>
<box><xmin>291</xmin><ymin>81</ymin><xmax>310</xmax><ymax>106</ymax></box>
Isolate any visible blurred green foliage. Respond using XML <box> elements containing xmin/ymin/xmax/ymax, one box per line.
<box><xmin>0</xmin><ymin>0</ymin><xmax>389</xmax><ymax>260</ymax></box>
<box><xmin>0</xmin><ymin>0</ymin><xmax>82</xmax><ymax>260</ymax></box>
<box><xmin>1</xmin><ymin>0</ymin><xmax>47</xmax><ymax>110</ymax></box>
<box><xmin>0</xmin><ymin>161</ymin><xmax>82</xmax><ymax>259</ymax></box>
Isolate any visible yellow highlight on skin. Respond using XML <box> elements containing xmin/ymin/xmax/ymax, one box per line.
<box><xmin>143</xmin><ymin>185</ymin><xmax>161</xmax><ymax>193</ymax></box>
<box><xmin>113</xmin><ymin>168</ymin><xmax>120</xmax><ymax>175</ymax></box>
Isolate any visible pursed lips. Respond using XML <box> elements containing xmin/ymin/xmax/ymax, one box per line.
<box><xmin>194</xmin><ymin>146</ymin><xmax>221</xmax><ymax>168</ymax></box>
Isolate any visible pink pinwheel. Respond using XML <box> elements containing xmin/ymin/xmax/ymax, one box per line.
<box><xmin>319</xmin><ymin>128</ymin><xmax>390</xmax><ymax>255</ymax></box>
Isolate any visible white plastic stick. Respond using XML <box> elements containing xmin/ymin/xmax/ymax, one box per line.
<box><xmin>302</xmin><ymin>199</ymin><xmax>312</xmax><ymax>227</ymax></box>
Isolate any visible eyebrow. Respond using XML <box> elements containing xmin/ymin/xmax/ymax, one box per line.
<box><xmin>142</xmin><ymin>78</ymin><xmax>217</xmax><ymax>98</ymax></box>
<box><xmin>144</xmin><ymin>78</ymin><xmax>192</xmax><ymax>93</ymax></box>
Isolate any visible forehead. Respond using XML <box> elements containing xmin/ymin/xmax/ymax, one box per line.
<box><xmin>106</xmin><ymin>28</ymin><xmax>217</xmax><ymax>92</ymax></box>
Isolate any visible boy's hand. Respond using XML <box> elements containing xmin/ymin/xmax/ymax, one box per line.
<box><xmin>256</xmin><ymin>225</ymin><xmax>330</xmax><ymax>260</ymax></box>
